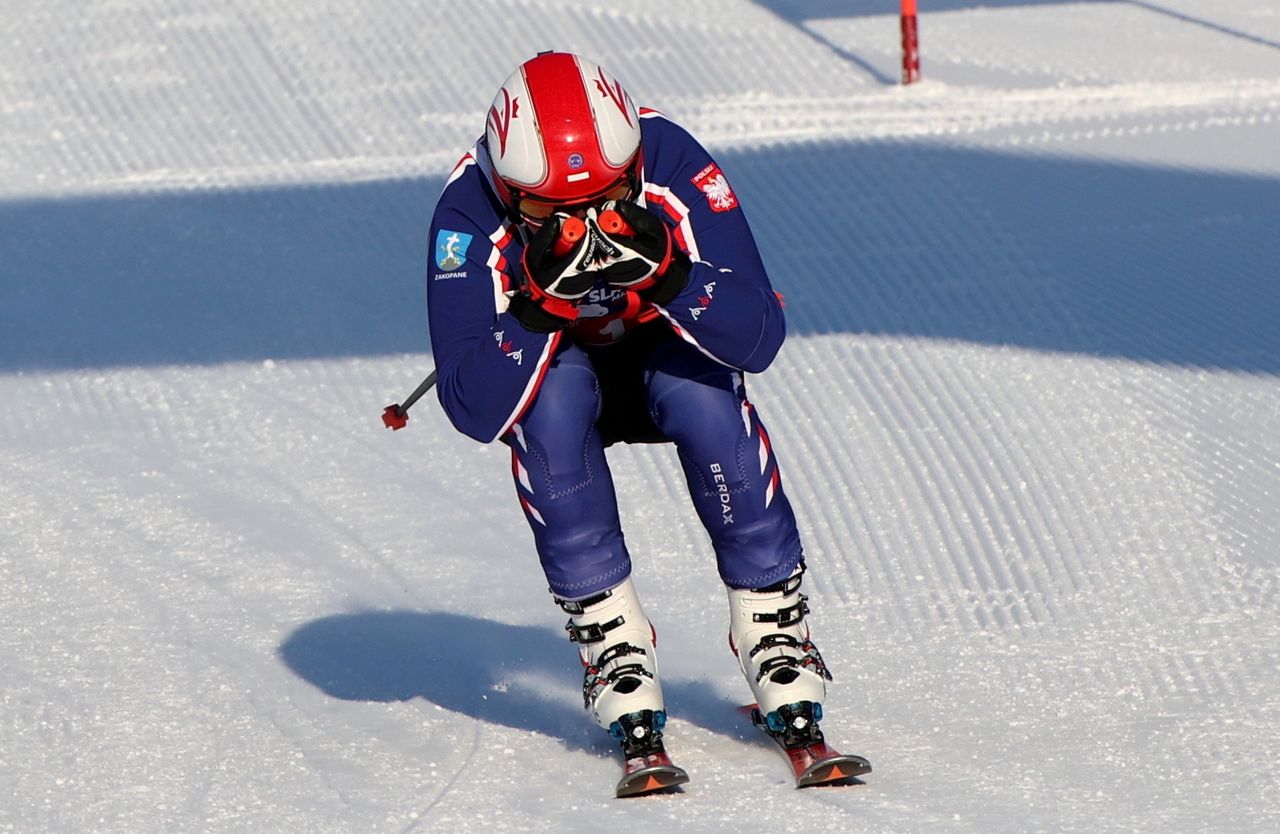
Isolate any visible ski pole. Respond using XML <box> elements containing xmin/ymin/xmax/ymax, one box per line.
<box><xmin>382</xmin><ymin>368</ymin><xmax>437</xmax><ymax>430</ymax></box>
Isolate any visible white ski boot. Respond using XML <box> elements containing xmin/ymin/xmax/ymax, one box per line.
<box><xmin>727</xmin><ymin>563</ymin><xmax>833</xmax><ymax>745</ymax></box>
<box><xmin>556</xmin><ymin>576</ymin><xmax>666</xmax><ymax>741</ymax></box>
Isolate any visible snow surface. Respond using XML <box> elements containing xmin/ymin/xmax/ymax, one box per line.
<box><xmin>3</xmin><ymin>1</ymin><xmax>1280</xmax><ymax>831</ymax></box>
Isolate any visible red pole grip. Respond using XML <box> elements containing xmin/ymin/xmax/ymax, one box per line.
<box><xmin>552</xmin><ymin>215</ymin><xmax>588</xmax><ymax>256</ymax></box>
<box><xmin>597</xmin><ymin>209</ymin><xmax>633</xmax><ymax>237</ymax></box>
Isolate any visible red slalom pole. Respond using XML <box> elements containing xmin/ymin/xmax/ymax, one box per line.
<box><xmin>901</xmin><ymin>0</ymin><xmax>921</xmax><ymax>85</ymax></box>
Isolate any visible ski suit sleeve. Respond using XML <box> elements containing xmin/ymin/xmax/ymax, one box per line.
<box><xmin>640</xmin><ymin>117</ymin><xmax>786</xmax><ymax>373</ymax></box>
<box><xmin>427</xmin><ymin>191</ymin><xmax>561</xmax><ymax>444</ymax></box>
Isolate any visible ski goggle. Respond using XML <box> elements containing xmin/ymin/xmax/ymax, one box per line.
<box><xmin>506</xmin><ymin>153</ymin><xmax>643</xmax><ymax>226</ymax></box>
<box><xmin>516</xmin><ymin>178</ymin><xmax>634</xmax><ymax>221</ymax></box>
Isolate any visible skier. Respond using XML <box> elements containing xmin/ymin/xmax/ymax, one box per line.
<box><xmin>425</xmin><ymin>51</ymin><xmax>863</xmax><ymax>793</ymax></box>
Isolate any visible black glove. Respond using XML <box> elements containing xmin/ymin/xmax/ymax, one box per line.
<box><xmin>507</xmin><ymin>214</ymin><xmax>597</xmax><ymax>333</ymax></box>
<box><xmin>588</xmin><ymin>200</ymin><xmax>690</xmax><ymax>306</ymax></box>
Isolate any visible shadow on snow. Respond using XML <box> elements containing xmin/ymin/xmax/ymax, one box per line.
<box><xmin>3</xmin><ymin>143</ymin><xmax>1278</xmax><ymax>374</ymax></box>
<box><xmin>277</xmin><ymin>610</ymin><xmax>751</xmax><ymax>753</ymax></box>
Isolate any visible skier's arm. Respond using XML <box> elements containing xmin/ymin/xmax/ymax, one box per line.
<box><xmin>427</xmin><ymin>209</ymin><xmax>560</xmax><ymax>443</ymax></box>
<box><xmin>637</xmin><ymin>120</ymin><xmax>786</xmax><ymax>373</ymax></box>
<box><xmin>647</xmin><ymin>224</ymin><xmax>785</xmax><ymax>374</ymax></box>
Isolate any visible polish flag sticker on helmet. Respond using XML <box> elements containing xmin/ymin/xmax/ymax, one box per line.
<box><xmin>566</xmin><ymin>153</ymin><xmax>590</xmax><ymax>183</ymax></box>
<box><xmin>692</xmin><ymin>163</ymin><xmax>738</xmax><ymax>213</ymax></box>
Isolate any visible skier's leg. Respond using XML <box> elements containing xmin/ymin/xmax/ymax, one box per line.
<box><xmin>644</xmin><ymin>343</ymin><xmax>801</xmax><ymax>589</ymax></box>
<box><xmin>646</xmin><ymin>343</ymin><xmax>831</xmax><ymax>728</ymax></box>
<box><xmin>505</xmin><ymin>346</ymin><xmax>664</xmax><ymax>732</ymax></box>
<box><xmin>505</xmin><ymin>346</ymin><xmax>628</xmax><ymax>598</ymax></box>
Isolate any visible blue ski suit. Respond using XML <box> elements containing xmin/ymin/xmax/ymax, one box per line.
<box><xmin>426</xmin><ymin>109</ymin><xmax>804</xmax><ymax>598</ymax></box>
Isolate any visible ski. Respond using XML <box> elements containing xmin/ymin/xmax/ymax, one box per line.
<box><xmin>744</xmin><ymin>702</ymin><xmax>871</xmax><ymax>788</ymax></box>
<box><xmin>610</xmin><ymin>710</ymin><xmax>689</xmax><ymax>798</ymax></box>
<box><xmin>615</xmin><ymin>747</ymin><xmax>690</xmax><ymax>798</ymax></box>
<box><xmin>774</xmin><ymin>738</ymin><xmax>872</xmax><ymax>788</ymax></box>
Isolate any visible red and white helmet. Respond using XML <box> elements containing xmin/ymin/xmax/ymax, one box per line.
<box><xmin>485</xmin><ymin>52</ymin><xmax>642</xmax><ymax>224</ymax></box>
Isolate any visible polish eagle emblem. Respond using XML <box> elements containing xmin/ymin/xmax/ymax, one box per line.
<box><xmin>691</xmin><ymin>163</ymin><xmax>738</xmax><ymax>212</ymax></box>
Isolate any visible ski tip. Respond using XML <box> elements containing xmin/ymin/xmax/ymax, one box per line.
<box><xmin>797</xmin><ymin>755</ymin><xmax>872</xmax><ymax>788</ymax></box>
<box><xmin>615</xmin><ymin>765</ymin><xmax>690</xmax><ymax>798</ymax></box>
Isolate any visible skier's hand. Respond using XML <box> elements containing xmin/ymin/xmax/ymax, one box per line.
<box><xmin>589</xmin><ymin>200</ymin><xmax>690</xmax><ymax>305</ymax></box>
<box><xmin>508</xmin><ymin>214</ymin><xmax>595</xmax><ymax>333</ymax></box>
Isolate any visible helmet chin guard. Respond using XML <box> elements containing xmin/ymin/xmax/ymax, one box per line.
<box><xmin>485</xmin><ymin>52</ymin><xmax>642</xmax><ymax>222</ymax></box>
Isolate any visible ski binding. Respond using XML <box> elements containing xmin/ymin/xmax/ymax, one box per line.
<box><xmin>611</xmin><ymin>710</ymin><xmax>689</xmax><ymax>798</ymax></box>
<box><xmin>747</xmin><ymin>701</ymin><xmax>871</xmax><ymax>788</ymax></box>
